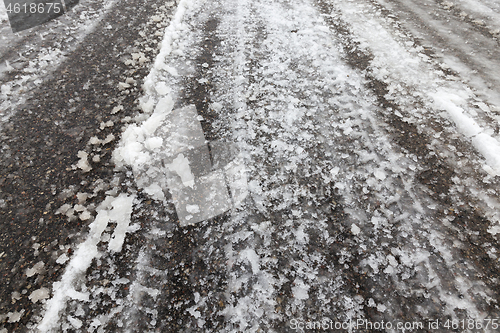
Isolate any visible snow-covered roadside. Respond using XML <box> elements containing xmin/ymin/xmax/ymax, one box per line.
<box><xmin>12</xmin><ymin>1</ymin><xmax>185</xmax><ymax>331</ymax></box>
<box><xmin>34</xmin><ymin>0</ymin><xmax>203</xmax><ymax>330</ymax></box>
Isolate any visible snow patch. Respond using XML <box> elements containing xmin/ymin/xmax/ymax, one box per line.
<box><xmin>107</xmin><ymin>195</ymin><xmax>136</xmax><ymax>252</ymax></box>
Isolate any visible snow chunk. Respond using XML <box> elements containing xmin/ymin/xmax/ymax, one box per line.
<box><xmin>100</xmin><ymin>120</ymin><xmax>113</xmax><ymax>130</ymax></box>
<box><xmin>186</xmin><ymin>204</ymin><xmax>200</xmax><ymax>214</ymax></box>
<box><xmin>29</xmin><ymin>288</ymin><xmax>50</xmax><ymax>303</ymax></box>
<box><xmin>118</xmin><ymin>82</ymin><xmax>131</xmax><ymax>90</ymax></box>
<box><xmin>102</xmin><ymin>134</ymin><xmax>115</xmax><ymax>144</ymax></box>
<box><xmin>89</xmin><ymin>136</ymin><xmax>100</xmax><ymax>145</ymax></box>
<box><xmin>292</xmin><ymin>279</ymin><xmax>310</xmax><ymax>300</ymax></box>
<box><xmin>11</xmin><ymin>291</ymin><xmax>21</xmax><ymax>301</ymax></box>
<box><xmin>111</xmin><ymin>105</ymin><xmax>124</xmax><ymax>114</ymax></box>
<box><xmin>387</xmin><ymin>255</ymin><xmax>398</xmax><ymax>267</ymax></box>
<box><xmin>7</xmin><ymin>310</ymin><xmax>24</xmax><ymax>323</ymax></box>
<box><xmin>26</xmin><ymin>261</ymin><xmax>45</xmax><ymax>277</ymax></box>
<box><xmin>377</xmin><ymin>304</ymin><xmax>387</xmax><ymax>313</ymax></box>
<box><xmin>108</xmin><ymin>195</ymin><xmax>136</xmax><ymax>252</ymax></box>
<box><xmin>56</xmin><ymin>253</ymin><xmax>69</xmax><ymax>265</ymax></box>
<box><xmin>68</xmin><ymin>316</ymin><xmax>82</xmax><ymax>329</ymax></box>
<box><xmin>79</xmin><ymin>210</ymin><xmax>92</xmax><ymax>221</ymax></box>
<box><xmin>55</xmin><ymin>204</ymin><xmax>71</xmax><ymax>215</ymax></box>
<box><xmin>76</xmin><ymin>151</ymin><xmax>92</xmax><ymax>172</ymax></box>
<box><xmin>330</xmin><ymin>166</ymin><xmax>340</xmax><ymax>178</ymax></box>
<box><xmin>351</xmin><ymin>224</ymin><xmax>361</xmax><ymax>235</ymax></box>
<box><xmin>76</xmin><ymin>193</ymin><xmax>89</xmax><ymax>204</ymax></box>
<box><xmin>74</xmin><ymin>204</ymin><xmax>85</xmax><ymax>212</ymax></box>
<box><xmin>139</xmin><ymin>98</ymin><xmax>155</xmax><ymax>113</ymax></box>
<box><xmin>144</xmin><ymin>183</ymin><xmax>165</xmax><ymax>201</ymax></box>
<box><xmin>187</xmin><ymin>305</ymin><xmax>201</xmax><ymax>318</ymax></box>
<box><xmin>168</xmin><ymin>153</ymin><xmax>195</xmax><ymax>188</ymax></box>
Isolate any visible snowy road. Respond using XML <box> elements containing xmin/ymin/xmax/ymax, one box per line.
<box><xmin>1</xmin><ymin>0</ymin><xmax>500</xmax><ymax>331</ymax></box>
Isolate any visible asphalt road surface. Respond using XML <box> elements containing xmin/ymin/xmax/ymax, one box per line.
<box><xmin>1</xmin><ymin>0</ymin><xmax>500</xmax><ymax>332</ymax></box>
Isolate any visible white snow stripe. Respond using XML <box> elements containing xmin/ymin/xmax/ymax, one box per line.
<box><xmin>431</xmin><ymin>89</ymin><xmax>500</xmax><ymax>174</ymax></box>
<box><xmin>143</xmin><ymin>0</ymin><xmax>194</xmax><ymax>95</ymax></box>
<box><xmin>38</xmin><ymin>194</ymin><xmax>135</xmax><ymax>332</ymax></box>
